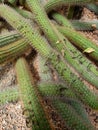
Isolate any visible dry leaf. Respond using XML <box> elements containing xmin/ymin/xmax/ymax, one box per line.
<box><xmin>83</xmin><ymin>48</ymin><xmax>95</xmax><ymax>53</ymax></box>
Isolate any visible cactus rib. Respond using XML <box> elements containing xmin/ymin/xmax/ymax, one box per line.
<box><xmin>0</xmin><ymin>31</ymin><xmax>21</xmax><ymax>47</ymax></box>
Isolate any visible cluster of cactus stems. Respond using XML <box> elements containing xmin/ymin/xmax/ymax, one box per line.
<box><xmin>0</xmin><ymin>0</ymin><xmax>98</xmax><ymax>130</ymax></box>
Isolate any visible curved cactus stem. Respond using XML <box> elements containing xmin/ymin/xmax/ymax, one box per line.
<box><xmin>86</xmin><ymin>3</ymin><xmax>98</xmax><ymax>14</ymax></box>
<box><xmin>51</xmin><ymin>99</ymin><xmax>95</xmax><ymax>130</ymax></box>
<box><xmin>45</xmin><ymin>0</ymin><xmax>97</xmax><ymax>13</ymax></box>
<box><xmin>14</xmin><ymin>7</ymin><xmax>33</xmax><ymax>20</ymax></box>
<box><xmin>0</xmin><ymin>38</ymin><xmax>30</xmax><ymax>64</ymax></box>
<box><xmin>35</xmin><ymin>55</ymin><xmax>77</xmax><ymax>99</ymax></box>
<box><xmin>51</xmin><ymin>11</ymin><xmax>74</xmax><ymax>29</ymax></box>
<box><xmin>39</xmin><ymin>82</ymin><xmax>77</xmax><ymax>99</ymax></box>
<box><xmin>62</xmin><ymin>98</ymin><xmax>92</xmax><ymax>124</ymax></box>
<box><xmin>15</xmin><ymin>57</ymin><xmax>52</xmax><ymax>130</ymax></box>
<box><xmin>71</xmin><ymin>20</ymin><xmax>98</xmax><ymax>30</ymax></box>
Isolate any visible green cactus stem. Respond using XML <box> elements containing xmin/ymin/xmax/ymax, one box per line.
<box><xmin>63</xmin><ymin>98</ymin><xmax>92</xmax><ymax>125</ymax></box>
<box><xmin>0</xmin><ymin>88</ymin><xmax>19</xmax><ymax>105</ymax></box>
<box><xmin>71</xmin><ymin>20</ymin><xmax>98</xmax><ymax>30</ymax></box>
<box><xmin>0</xmin><ymin>31</ymin><xmax>21</xmax><ymax>47</ymax></box>
<box><xmin>35</xmin><ymin>55</ymin><xmax>77</xmax><ymax>98</ymax></box>
<box><xmin>51</xmin><ymin>99</ymin><xmax>95</xmax><ymax>130</ymax></box>
<box><xmin>15</xmin><ymin>57</ymin><xmax>52</xmax><ymax>130</ymax></box>
<box><xmin>86</xmin><ymin>3</ymin><xmax>98</xmax><ymax>14</ymax></box>
<box><xmin>45</xmin><ymin>0</ymin><xmax>98</xmax><ymax>13</ymax></box>
<box><xmin>0</xmin><ymin>38</ymin><xmax>30</xmax><ymax>64</ymax></box>
<box><xmin>51</xmin><ymin>11</ymin><xmax>74</xmax><ymax>29</ymax></box>
<box><xmin>57</xmin><ymin>26</ymin><xmax>98</xmax><ymax>61</ymax></box>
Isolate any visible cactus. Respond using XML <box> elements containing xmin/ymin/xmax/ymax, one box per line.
<box><xmin>58</xmin><ymin>26</ymin><xmax>98</xmax><ymax>61</ymax></box>
<box><xmin>51</xmin><ymin>11</ymin><xmax>98</xmax><ymax>31</ymax></box>
<box><xmin>86</xmin><ymin>3</ymin><xmax>98</xmax><ymax>14</ymax></box>
<box><xmin>63</xmin><ymin>98</ymin><xmax>92</xmax><ymax>124</ymax></box>
<box><xmin>0</xmin><ymin>1</ymin><xmax>98</xmax><ymax>130</ymax></box>
<box><xmin>71</xmin><ymin>20</ymin><xmax>98</xmax><ymax>30</ymax></box>
<box><xmin>15</xmin><ymin>57</ymin><xmax>51</xmax><ymax>130</ymax></box>
<box><xmin>3</xmin><ymin>2</ymin><xmax>98</xmax><ymax>90</ymax></box>
<box><xmin>50</xmin><ymin>12</ymin><xmax>98</xmax><ymax>61</ymax></box>
<box><xmin>51</xmin><ymin>11</ymin><xmax>74</xmax><ymax>29</ymax></box>
<box><xmin>25</xmin><ymin>55</ymin><xmax>94</xmax><ymax>130</ymax></box>
<box><xmin>0</xmin><ymin>4</ymin><xmax>98</xmax><ymax>109</ymax></box>
<box><xmin>26</xmin><ymin>0</ymin><xmax>68</xmax><ymax>53</ymax></box>
<box><xmin>14</xmin><ymin>7</ymin><xmax>33</xmax><ymax>20</ymax></box>
<box><xmin>0</xmin><ymin>31</ymin><xmax>20</xmax><ymax>47</ymax></box>
<box><xmin>45</xmin><ymin>0</ymin><xmax>97</xmax><ymax>13</ymax></box>
<box><xmin>0</xmin><ymin>4</ymin><xmax>51</xmax><ymax>57</ymax></box>
<box><xmin>0</xmin><ymin>0</ymin><xmax>17</xmax><ymax>4</ymax></box>
<box><xmin>35</xmin><ymin>55</ymin><xmax>77</xmax><ymax>98</ymax></box>
<box><xmin>51</xmin><ymin>99</ymin><xmax>95</xmax><ymax>130</ymax></box>
<box><xmin>19</xmin><ymin>0</ymin><xmax>98</xmax><ymax>88</ymax></box>
<box><xmin>0</xmin><ymin>38</ymin><xmax>30</xmax><ymax>64</ymax></box>
<box><xmin>0</xmin><ymin>55</ymin><xmax>96</xmax><ymax>129</ymax></box>
<box><xmin>49</xmin><ymin>52</ymin><xmax>98</xmax><ymax>109</ymax></box>
<box><xmin>0</xmin><ymin>88</ymin><xmax>19</xmax><ymax>105</ymax></box>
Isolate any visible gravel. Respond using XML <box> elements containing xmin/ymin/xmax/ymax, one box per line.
<box><xmin>0</xmin><ymin>102</ymin><xmax>28</xmax><ymax>130</ymax></box>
